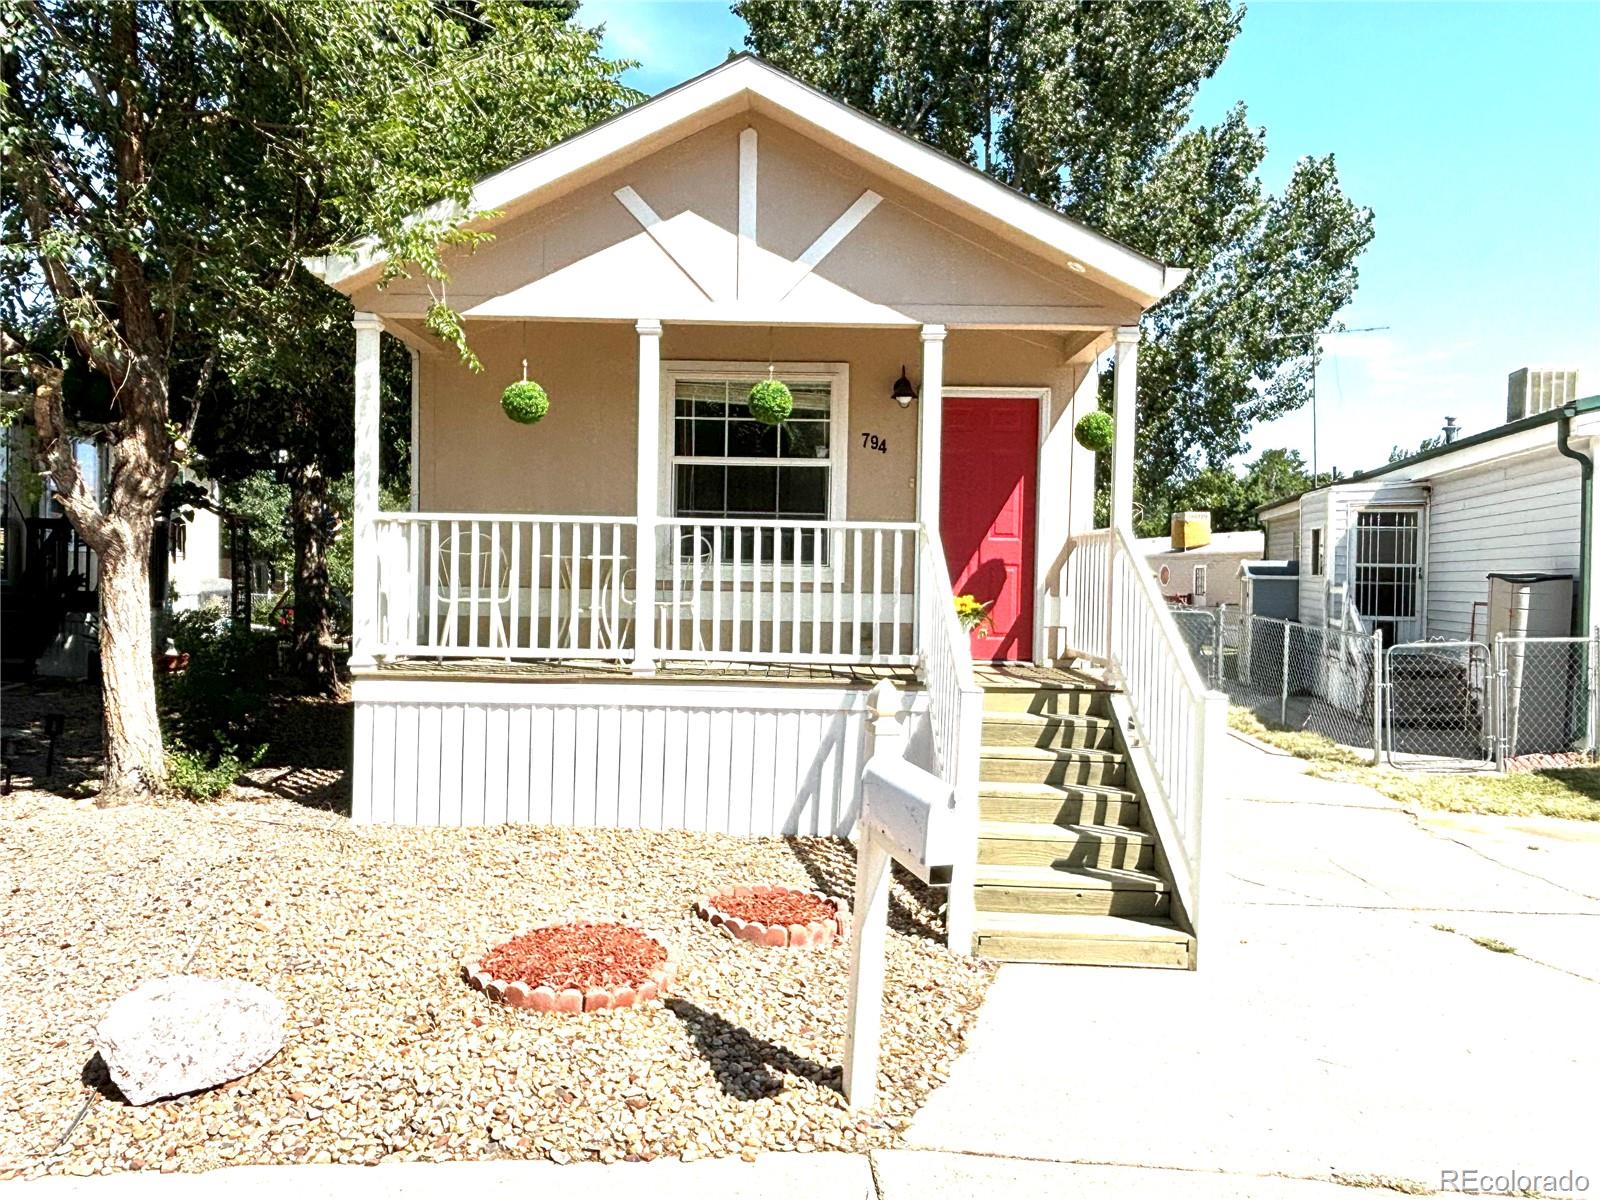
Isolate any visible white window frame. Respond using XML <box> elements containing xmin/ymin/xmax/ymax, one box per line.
<box><xmin>658</xmin><ymin>360</ymin><xmax>850</xmax><ymax>525</ymax></box>
<box><xmin>1308</xmin><ymin>525</ymin><xmax>1325</xmax><ymax>578</ymax></box>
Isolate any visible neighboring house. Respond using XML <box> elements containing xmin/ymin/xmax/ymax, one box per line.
<box><xmin>1257</xmin><ymin>370</ymin><xmax>1595</xmax><ymax>647</ymax></box>
<box><xmin>305</xmin><ymin>55</ymin><xmax>1218</xmax><ymax>968</ymax></box>
<box><xmin>165</xmin><ymin>478</ymin><xmax>232</xmax><ymax>612</ymax></box>
<box><xmin>1137</xmin><ymin>514</ymin><xmax>1262</xmax><ymax>609</ymax></box>
<box><xmin>2</xmin><ymin>424</ymin><xmax>231</xmax><ymax>678</ymax></box>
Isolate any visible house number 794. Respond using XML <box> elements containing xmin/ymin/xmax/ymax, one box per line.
<box><xmin>860</xmin><ymin>433</ymin><xmax>889</xmax><ymax>453</ymax></box>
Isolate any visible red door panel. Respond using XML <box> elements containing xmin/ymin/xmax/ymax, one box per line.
<box><xmin>941</xmin><ymin>397</ymin><xmax>1037</xmax><ymax>661</ymax></box>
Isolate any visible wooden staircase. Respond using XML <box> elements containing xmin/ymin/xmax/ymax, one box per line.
<box><xmin>973</xmin><ymin>676</ymin><xmax>1196</xmax><ymax>969</ymax></box>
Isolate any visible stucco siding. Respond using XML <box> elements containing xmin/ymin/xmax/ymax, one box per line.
<box><xmin>414</xmin><ymin>321</ymin><xmax>1099</xmax><ymax>576</ymax></box>
<box><xmin>1424</xmin><ymin>450</ymin><xmax>1581</xmax><ymax>641</ymax></box>
<box><xmin>355</xmin><ymin>113</ymin><xmax>1133</xmax><ymax>329</ymax></box>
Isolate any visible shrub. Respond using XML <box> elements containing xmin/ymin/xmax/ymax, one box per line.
<box><xmin>160</xmin><ymin>610</ymin><xmax>277</xmax><ymax>757</ymax></box>
<box><xmin>501</xmin><ymin>379</ymin><xmax>550</xmax><ymax>425</ymax></box>
<box><xmin>165</xmin><ymin>741</ymin><xmax>267</xmax><ymax>802</ymax></box>
<box><xmin>747</xmin><ymin>378</ymin><xmax>793</xmax><ymax>426</ymax></box>
<box><xmin>1074</xmin><ymin>410</ymin><xmax>1114</xmax><ymax>452</ymax></box>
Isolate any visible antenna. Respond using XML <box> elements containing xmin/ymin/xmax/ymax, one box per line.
<box><xmin>1264</xmin><ymin>326</ymin><xmax>1390</xmax><ymax>479</ymax></box>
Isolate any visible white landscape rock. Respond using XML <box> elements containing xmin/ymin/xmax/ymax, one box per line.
<box><xmin>94</xmin><ymin>975</ymin><xmax>286</xmax><ymax>1105</ymax></box>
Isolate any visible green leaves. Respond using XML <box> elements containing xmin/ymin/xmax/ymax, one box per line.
<box><xmin>740</xmin><ymin>0</ymin><xmax>1375</xmax><ymax>534</ymax></box>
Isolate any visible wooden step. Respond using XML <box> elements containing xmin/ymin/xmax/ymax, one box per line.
<box><xmin>978</xmin><ymin>782</ymin><xmax>1140</xmax><ymax>828</ymax></box>
<box><xmin>982</xmin><ymin>686</ymin><xmax>1114</xmax><ymax>718</ymax></box>
<box><xmin>981</xmin><ymin>712</ymin><xmax>1118</xmax><ymax>751</ymax></box>
<box><xmin>980</xmin><ymin>745</ymin><xmax>1125</xmax><ymax>787</ymax></box>
<box><xmin>978</xmin><ymin>821</ymin><xmax>1155</xmax><ymax>871</ymax></box>
<box><xmin>973</xmin><ymin>863</ymin><xmax>1171</xmax><ymax>917</ymax></box>
<box><xmin>974</xmin><ymin>911</ymin><xmax>1194</xmax><ymax>968</ymax></box>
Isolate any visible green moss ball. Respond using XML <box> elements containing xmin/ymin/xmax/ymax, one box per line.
<box><xmin>1074</xmin><ymin>410</ymin><xmax>1114</xmax><ymax>452</ymax></box>
<box><xmin>747</xmin><ymin>378</ymin><xmax>794</xmax><ymax>426</ymax></box>
<box><xmin>501</xmin><ymin>380</ymin><xmax>550</xmax><ymax>425</ymax></box>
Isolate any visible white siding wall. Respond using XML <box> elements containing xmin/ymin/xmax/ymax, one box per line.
<box><xmin>1297</xmin><ymin>491</ymin><xmax>1333</xmax><ymax>628</ymax></box>
<box><xmin>1424</xmin><ymin>449</ymin><xmax>1581</xmax><ymax>641</ymax></box>
<box><xmin>352</xmin><ymin>678</ymin><xmax>927</xmax><ymax>835</ymax></box>
<box><xmin>1262</xmin><ymin>515</ymin><xmax>1297</xmax><ymax>562</ymax></box>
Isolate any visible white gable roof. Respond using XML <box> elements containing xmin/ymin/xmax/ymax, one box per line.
<box><xmin>307</xmin><ymin>54</ymin><xmax>1186</xmax><ymax>308</ymax></box>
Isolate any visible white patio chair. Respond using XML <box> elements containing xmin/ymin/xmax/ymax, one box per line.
<box><xmin>374</xmin><ymin>523</ymin><xmax>418</xmax><ymax>656</ymax></box>
<box><xmin>432</xmin><ymin>529</ymin><xmax>512</xmax><ymax>659</ymax></box>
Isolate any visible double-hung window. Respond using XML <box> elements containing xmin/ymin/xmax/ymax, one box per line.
<box><xmin>666</xmin><ymin>364</ymin><xmax>846</xmax><ymax>564</ymax></box>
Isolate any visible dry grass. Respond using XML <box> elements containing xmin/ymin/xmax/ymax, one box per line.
<box><xmin>1228</xmin><ymin>705</ymin><xmax>1600</xmax><ymax>822</ymax></box>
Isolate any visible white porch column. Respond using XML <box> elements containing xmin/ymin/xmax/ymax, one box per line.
<box><xmin>350</xmin><ymin>311</ymin><xmax>383</xmax><ymax>671</ymax></box>
<box><xmin>634</xmin><ymin>319</ymin><xmax>663</xmax><ymax>675</ymax></box>
<box><xmin>916</xmin><ymin>324</ymin><xmax>946</xmax><ymax>532</ymax></box>
<box><xmin>1111</xmin><ymin>324</ymin><xmax>1140</xmax><ymax>532</ymax></box>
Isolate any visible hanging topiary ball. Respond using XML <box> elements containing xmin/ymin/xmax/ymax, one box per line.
<box><xmin>1074</xmin><ymin>410</ymin><xmax>1114</xmax><ymax>452</ymax></box>
<box><xmin>501</xmin><ymin>379</ymin><xmax>550</xmax><ymax>425</ymax></box>
<box><xmin>747</xmin><ymin>378</ymin><xmax>794</xmax><ymax>426</ymax></box>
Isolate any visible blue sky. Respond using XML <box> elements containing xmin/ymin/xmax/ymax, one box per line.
<box><xmin>577</xmin><ymin>1</ymin><xmax>1600</xmax><ymax>477</ymax></box>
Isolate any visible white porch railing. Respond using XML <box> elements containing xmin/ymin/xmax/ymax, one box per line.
<box><xmin>656</xmin><ymin>518</ymin><xmax>919</xmax><ymax>665</ymax></box>
<box><xmin>373</xmin><ymin>513</ymin><xmax>640</xmax><ymax>659</ymax></box>
<box><xmin>369</xmin><ymin>512</ymin><xmax>924</xmax><ymax>667</ymax></box>
<box><xmin>914</xmin><ymin>526</ymin><xmax>984</xmax><ymax>952</ymax></box>
<box><xmin>1057</xmin><ymin>525</ymin><xmax>1226</xmax><ymax>937</ymax></box>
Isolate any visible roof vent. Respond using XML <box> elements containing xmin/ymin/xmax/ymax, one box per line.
<box><xmin>1171</xmin><ymin>510</ymin><xmax>1211</xmax><ymax>551</ymax></box>
<box><xmin>1507</xmin><ymin>368</ymin><xmax>1580</xmax><ymax>423</ymax></box>
<box><xmin>1442</xmin><ymin>416</ymin><xmax>1460</xmax><ymax>444</ymax></box>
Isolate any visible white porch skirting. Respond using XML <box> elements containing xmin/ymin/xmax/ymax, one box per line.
<box><xmin>351</xmin><ymin>678</ymin><xmax>930</xmax><ymax>836</ymax></box>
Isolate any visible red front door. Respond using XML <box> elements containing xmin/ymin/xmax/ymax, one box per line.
<box><xmin>941</xmin><ymin>396</ymin><xmax>1037</xmax><ymax>661</ymax></box>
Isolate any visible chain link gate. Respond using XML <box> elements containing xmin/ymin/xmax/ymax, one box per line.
<box><xmin>1384</xmin><ymin>640</ymin><xmax>1493</xmax><ymax>767</ymax></box>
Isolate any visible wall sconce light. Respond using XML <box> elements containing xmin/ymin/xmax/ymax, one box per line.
<box><xmin>891</xmin><ymin>365</ymin><xmax>918</xmax><ymax>408</ymax></box>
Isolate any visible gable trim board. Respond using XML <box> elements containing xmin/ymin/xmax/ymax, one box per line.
<box><xmin>304</xmin><ymin>55</ymin><xmax>1185</xmax><ymax>314</ymax></box>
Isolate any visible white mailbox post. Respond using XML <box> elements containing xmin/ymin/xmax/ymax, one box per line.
<box><xmin>843</xmin><ymin>680</ymin><xmax>959</xmax><ymax>1109</ymax></box>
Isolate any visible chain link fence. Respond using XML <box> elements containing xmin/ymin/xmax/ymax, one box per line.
<box><xmin>1494</xmin><ymin>636</ymin><xmax>1599</xmax><ymax>768</ymax></box>
<box><xmin>1168</xmin><ymin>607</ymin><xmax>1382</xmax><ymax>758</ymax></box>
<box><xmin>1165</xmin><ymin>606</ymin><xmax>1600</xmax><ymax>771</ymax></box>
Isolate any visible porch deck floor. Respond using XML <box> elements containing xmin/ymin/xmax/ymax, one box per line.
<box><xmin>364</xmin><ymin>657</ymin><xmax>1107</xmax><ymax>691</ymax></box>
<box><xmin>365</xmin><ymin>657</ymin><xmax>920</xmax><ymax>688</ymax></box>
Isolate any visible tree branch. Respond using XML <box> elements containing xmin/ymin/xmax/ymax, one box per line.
<box><xmin>4</xmin><ymin>332</ymin><xmax>111</xmax><ymax>551</ymax></box>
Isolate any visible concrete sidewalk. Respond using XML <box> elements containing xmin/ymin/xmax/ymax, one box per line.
<box><xmin>905</xmin><ymin>732</ymin><xmax>1600</xmax><ymax>1192</ymax></box>
<box><xmin>10</xmin><ymin>1150</ymin><xmax>1433</xmax><ymax>1199</ymax></box>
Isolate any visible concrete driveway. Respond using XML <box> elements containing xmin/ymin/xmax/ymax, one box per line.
<box><xmin>902</xmin><ymin>731</ymin><xmax>1600</xmax><ymax>1196</ymax></box>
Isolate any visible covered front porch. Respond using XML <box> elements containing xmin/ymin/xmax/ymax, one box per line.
<box><xmin>349</xmin><ymin>316</ymin><xmax>1132</xmax><ymax>677</ymax></box>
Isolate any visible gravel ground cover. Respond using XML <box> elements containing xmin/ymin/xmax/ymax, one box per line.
<box><xmin>1</xmin><ymin>785</ymin><xmax>993</xmax><ymax>1178</ymax></box>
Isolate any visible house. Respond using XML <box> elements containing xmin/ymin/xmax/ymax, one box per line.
<box><xmin>304</xmin><ymin>55</ymin><xmax>1225</xmax><ymax>967</ymax></box>
<box><xmin>2</xmin><ymin>424</ymin><xmax>231</xmax><ymax>678</ymax></box>
<box><xmin>1257</xmin><ymin>370</ymin><xmax>1595</xmax><ymax>647</ymax></box>
<box><xmin>1137</xmin><ymin>512</ymin><xmax>1262</xmax><ymax>609</ymax></box>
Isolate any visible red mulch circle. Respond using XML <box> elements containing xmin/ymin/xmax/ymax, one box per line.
<box><xmin>479</xmin><ymin>923</ymin><xmax>666</xmax><ymax>993</ymax></box>
<box><xmin>711</xmin><ymin>889</ymin><xmax>838</xmax><ymax>926</ymax></box>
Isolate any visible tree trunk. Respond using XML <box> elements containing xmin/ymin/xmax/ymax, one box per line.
<box><xmin>96</xmin><ymin>516</ymin><xmax>166</xmax><ymax>799</ymax></box>
<box><xmin>289</xmin><ymin>462</ymin><xmax>339</xmax><ymax>694</ymax></box>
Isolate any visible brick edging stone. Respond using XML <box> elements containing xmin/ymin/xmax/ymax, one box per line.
<box><xmin>693</xmin><ymin>885</ymin><xmax>850</xmax><ymax>949</ymax></box>
<box><xmin>462</xmin><ymin>918</ymin><xmax>678</xmax><ymax>1013</ymax></box>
